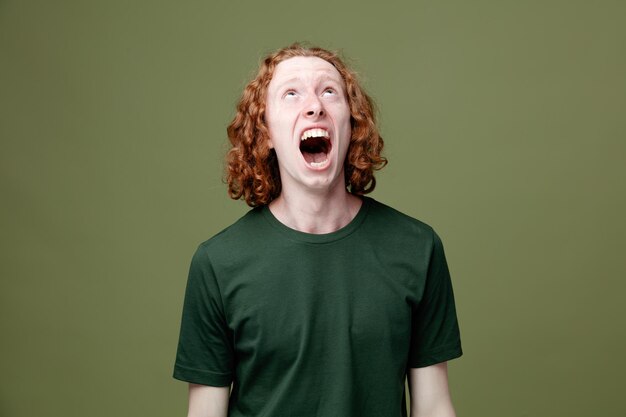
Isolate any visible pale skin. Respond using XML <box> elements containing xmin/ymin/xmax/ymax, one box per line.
<box><xmin>186</xmin><ymin>56</ymin><xmax>456</xmax><ymax>416</ymax></box>
<box><xmin>408</xmin><ymin>363</ymin><xmax>457</xmax><ymax>417</ymax></box>
<box><xmin>264</xmin><ymin>56</ymin><xmax>361</xmax><ymax>232</ymax></box>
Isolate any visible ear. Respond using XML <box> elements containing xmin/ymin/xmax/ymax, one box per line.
<box><xmin>261</xmin><ymin>115</ymin><xmax>273</xmax><ymax>149</ymax></box>
<box><xmin>267</xmin><ymin>136</ymin><xmax>274</xmax><ymax>149</ymax></box>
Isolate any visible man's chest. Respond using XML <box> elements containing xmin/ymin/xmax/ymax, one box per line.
<box><xmin>218</xmin><ymin>247</ymin><xmax>425</xmax><ymax>368</ymax></box>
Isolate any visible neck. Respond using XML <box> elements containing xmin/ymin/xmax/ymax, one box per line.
<box><xmin>268</xmin><ymin>187</ymin><xmax>363</xmax><ymax>234</ymax></box>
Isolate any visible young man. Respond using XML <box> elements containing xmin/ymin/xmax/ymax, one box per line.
<box><xmin>174</xmin><ymin>44</ymin><xmax>462</xmax><ymax>417</ymax></box>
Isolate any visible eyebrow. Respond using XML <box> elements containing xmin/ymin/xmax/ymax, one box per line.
<box><xmin>273</xmin><ymin>74</ymin><xmax>344</xmax><ymax>90</ymax></box>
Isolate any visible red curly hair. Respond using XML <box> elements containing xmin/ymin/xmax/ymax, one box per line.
<box><xmin>226</xmin><ymin>43</ymin><xmax>387</xmax><ymax>207</ymax></box>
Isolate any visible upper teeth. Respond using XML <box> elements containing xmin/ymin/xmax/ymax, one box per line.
<box><xmin>301</xmin><ymin>128</ymin><xmax>329</xmax><ymax>141</ymax></box>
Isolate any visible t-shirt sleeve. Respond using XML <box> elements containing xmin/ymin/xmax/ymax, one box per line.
<box><xmin>407</xmin><ymin>230</ymin><xmax>463</xmax><ymax>368</ymax></box>
<box><xmin>173</xmin><ymin>244</ymin><xmax>234</xmax><ymax>386</ymax></box>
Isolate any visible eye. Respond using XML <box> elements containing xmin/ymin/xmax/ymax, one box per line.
<box><xmin>283</xmin><ymin>90</ymin><xmax>298</xmax><ymax>98</ymax></box>
<box><xmin>322</xmin><ymin>88</ymin><xmax>336</xmax><ymax>96</ymax></box>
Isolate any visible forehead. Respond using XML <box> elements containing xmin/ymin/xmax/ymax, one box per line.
<box><xmin>268</xmin><ymin>56</ymin><xmax>344</xmax><ymax>89</ymax></box>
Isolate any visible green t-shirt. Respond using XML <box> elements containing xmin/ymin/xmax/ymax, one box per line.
<box><xmin>174</xmin><ymin>197</ymin><xmax>462</xmax><ymax>416</ymax></box>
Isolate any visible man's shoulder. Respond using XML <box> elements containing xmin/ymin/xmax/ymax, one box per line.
<box><xmin>365</xmin><ymin>197</ymin><xmax>436</xmax><ymax>238</ymax></box>
<box><xmin>196</xmin><ymin>206</ymin><xmax>268</xmax><ymax>255</ymax></box>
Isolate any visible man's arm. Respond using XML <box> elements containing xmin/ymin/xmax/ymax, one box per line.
<box><xmin>408</xmin><ymin>362</ymin><xmax>456</xmax><ymax>417</ymax></box>
<box><xmin>187</xmin><ymin>383</ymin><xmax>230</xmax><ymax>417</ymax></box>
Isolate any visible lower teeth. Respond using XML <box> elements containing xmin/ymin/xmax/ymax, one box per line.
<box><xmin>310</xmin><ymin>160</ymin><xmax>327</xmax><ymax>167</ymax></box>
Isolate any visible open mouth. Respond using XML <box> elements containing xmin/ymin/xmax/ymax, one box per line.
<box><xmin>300</xmin><ymin>128</ymin><xmax>331</xmax><ymax>167</ymax></box>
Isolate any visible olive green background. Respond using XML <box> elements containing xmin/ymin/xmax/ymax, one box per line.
<box><xmin>1</xmin><ymin>0</ymin><xmax>624</xmax><ymax>416</ymax></box>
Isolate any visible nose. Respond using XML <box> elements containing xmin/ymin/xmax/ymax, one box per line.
<box><xmin>303</xmin><ymin>96</ymin><xmax>325</xmax><ymax>118</ymax></box>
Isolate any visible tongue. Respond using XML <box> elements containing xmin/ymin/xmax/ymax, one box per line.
<box><xmin>302</xmin><ymin>151</ymin><xmax>327</xmax><ymax>164</ymax></box>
